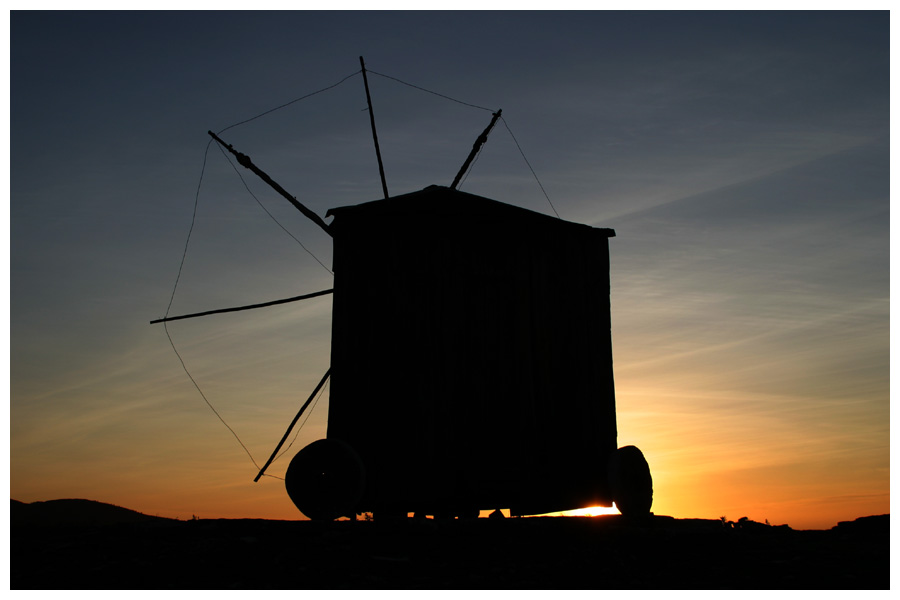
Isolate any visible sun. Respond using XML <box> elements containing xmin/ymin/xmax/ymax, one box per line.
<box><xmin>555</xmin><ymin>504</ymin><xmax>620</xmax><ymax>517</ymax></box>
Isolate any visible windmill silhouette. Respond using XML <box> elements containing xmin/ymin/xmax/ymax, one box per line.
<box><xmin>154</xmin><ymin>58</ymin><xmax>652</xmax><ymax>521</ymax></box>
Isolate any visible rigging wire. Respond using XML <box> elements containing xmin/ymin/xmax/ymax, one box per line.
<box><xmin>163</xmin><ymin>139</ymin><xmax>261</xmax><ymax>471</ymax></box>
<box><xmin>500</xmin><ymin>115</ymin><xmax>562</xmax><ymax>219</ymax></box>
<box><xmin>162</xmin><ymin>70</ymin><xmax>360</xmax><ymax>474</ymax></box>
<box><xmin>214</xmin><ymin>143</ymin><xmax>333</xmax><ymax>275</ymax></box>
<box><xmin>364</xmin><ymin>68</ymin><xmax>559</xmax><ymax>218</ymax></box>
<box><xmin>163</xmin><ymin>323</ymin><xmax>262</xmax><ymax>471</ymax></box>
<box><xmin>162</xmin><ymin>71</ymin><xmax>363</xmax><ymax>475</ymax></box>
<box><xmin>165</xmin><ymin>139</ymin><xmax>212</xmax><ymax>319</ymax></box>
<box><xmin>366</xmin><ymin>68</ymin><xmax>495</xmax><ymax>113</ymax></box>
<box><xmin>216</xmin><ymin>70</ymin><xmax>362</xmax><ymax>135</ymax></box>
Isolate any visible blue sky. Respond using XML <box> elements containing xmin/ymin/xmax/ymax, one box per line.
<box><xmin>9</xmin><ymin>10</ymin><xmax>890</xmax><ymax>527</ymax></box>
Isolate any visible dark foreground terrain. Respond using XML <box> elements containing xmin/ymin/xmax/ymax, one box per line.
<box><xmin>11</xmin><ymin>499</ymin><xmax>889</xmax><ymax>589</ymax></box>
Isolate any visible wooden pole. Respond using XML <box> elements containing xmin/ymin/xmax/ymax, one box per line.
<box><xmin>254</xmin><ymin>368</ymin><xmax>332</xmax><ymax>482</ymax></box>
<box><xmin>208</xmin><ymin>131</ymin><xmax>333</xmax><ymax>237</ymax></box>
<box><xmin>451</xmin><ymin>109</ymin><xmax>502</xmax><ymax>190</ymax></box>
<box><xmin>150</xmin><ymin>289</ymin><xmax>333</xmax><ymax>325</ymax></box>
<box><xmin>359</xmin><ymin>56</ymin><xmax>389</xmax><ymax>200</ymax></box>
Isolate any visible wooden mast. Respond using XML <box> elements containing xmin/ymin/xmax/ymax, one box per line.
<box><xmin>359</xmin><ymin>56</ymin><xmax>389</xmax><ymax>200</ymax></box>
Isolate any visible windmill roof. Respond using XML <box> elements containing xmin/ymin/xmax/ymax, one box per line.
<box><xmin>326</xmin><ymin>185</ymin><xmax>615</xmax><ymax>237</ymax></box>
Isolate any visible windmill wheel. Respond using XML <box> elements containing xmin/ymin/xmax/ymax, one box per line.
<box><xmin>608</xmin><ymin>445</ymin><xmax>653</xmax><ymax>516</ymax></box>
<box><xmin>285</xmin><ymin>438</ymin><xmax>365</xmax><ymax>521</ymax></box>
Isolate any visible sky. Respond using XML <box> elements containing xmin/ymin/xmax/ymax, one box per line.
<box><xmin>8</xmin><ymin>10</ymin><xmax>891</xmax><ymax>530</ymax></box>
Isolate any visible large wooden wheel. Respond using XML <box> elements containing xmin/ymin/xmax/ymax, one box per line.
<box><xmin>608</xmin><ymin>445</ymin><xmax>653</xmax><ymax>516</ymax></box>
<box><xmin>285</xmin><ymin>438</ymin><xmax>365</xmax><ymax>521</ymax></box>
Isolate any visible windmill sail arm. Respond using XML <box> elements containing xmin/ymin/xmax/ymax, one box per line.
<box><xmin>208</xmin><ymin>131</ymin><xmax>334</xmax><ymax>237</ymax></box>
<box><xmin>150</xmin><ymin>289</ymin><xmax>334</xmax><ymax>324</ymax></box>
<box><xmin>450</xmin><ymin>108</ymin><xmax>502</xmax><ymax>190</ymax></box>
<box><xmin>254</xmin><ymin>367</ymin><xmax>332</xmax><ymax>482</ymax></box>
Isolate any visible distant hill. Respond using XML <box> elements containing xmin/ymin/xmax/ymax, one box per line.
<box><xmin>11</xmin><ymin>499</ymin><xmax>174</xmax><ymax>527</ymax></box>
<box><xmin>833</xmin><ymin>514</ymin><xmax>889</xmax><ymax>533</ymax></box>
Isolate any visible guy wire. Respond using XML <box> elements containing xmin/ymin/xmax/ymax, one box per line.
<box><xmin>500</xmin><ymin>116</ymin><xmax>561</xmax><ymax>219</ymax></box>
<box><xmin>163</xmin><ymin>68</ymin><xmax>359</xmax><ymax>474</ymax></box>
<box><xmin>214</xmin><ymin>143</ymin><xmax>333</xmax><ymax>275</ymax></box>
<box><xmin>165</xmin><ymin>138</ymin><xmax>212</xmax><ymax>319</ymax></box>
<box><xmin>364</xmin><ymin>68</ymin><xmax>556</xmax><ymax>218</ymax></box>
<box><xmin>164</xmin><ymin>322</ymin><xmax>261</xmax><ymax>471</ymax></box>
<box><xmin>367</xmin><ymin>68</ymin><xmax>495</xmax><ymax>113</ymax></box>
<box><xmin>163</xmin><ymin>139</ymin><xmax>261</xmax><ymax>471</ymax></box>
<box><xmin>217</xmin><ymin>70</ymin><xmax>362</xmax><ymax>135</ymax></box>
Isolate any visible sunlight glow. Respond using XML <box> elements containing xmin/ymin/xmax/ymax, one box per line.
<box><xmin>553</xmin><ymin>504</ymin><xmax>620</xmax><ymax>517</ymax></box>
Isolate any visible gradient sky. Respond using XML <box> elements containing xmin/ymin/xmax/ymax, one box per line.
<box><xmin>9</xmin><ymin>10</ymin><xmax>890</xmax><ymax>529</ymax></box>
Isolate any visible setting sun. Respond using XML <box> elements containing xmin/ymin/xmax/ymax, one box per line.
<box><xmin>554</xmin><ymin>505</ymin><xmax>620</xmax><ymax>517</ymax></box>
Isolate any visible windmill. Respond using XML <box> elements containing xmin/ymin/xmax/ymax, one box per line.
<box><xmin>154</xmin><ymin>58</ymin><xmax>652</xmax><ymax>521</ymax></box>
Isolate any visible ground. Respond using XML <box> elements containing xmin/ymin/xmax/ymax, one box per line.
<box><xmin>10</xmin><ymin>500</ymin><xmax>889</xmax><ymax>589</ymax></box>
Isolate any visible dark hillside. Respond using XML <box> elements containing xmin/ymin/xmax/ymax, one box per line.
<box><xmin>11</xmin><ymin>498</ymin><xmax>173</xmax><ymax>527</ymax></box>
